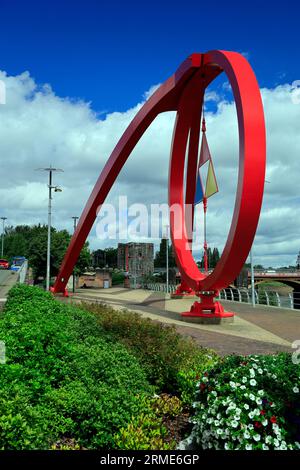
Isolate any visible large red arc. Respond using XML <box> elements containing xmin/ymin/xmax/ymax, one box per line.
<box><xmin>53</xmin><ymin>50</ymin><xmax>266</xmax><ymax>296</ymax></box>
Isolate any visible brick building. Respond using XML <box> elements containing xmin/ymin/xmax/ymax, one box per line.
<box><xmin>117</xmin><ymin>242</ymin><xmax>154</xmax><ymax>277</ymax></box>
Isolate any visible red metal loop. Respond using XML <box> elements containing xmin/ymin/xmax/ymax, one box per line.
<box><xmin>169</xmin><ymin>50</ymin><xmax>266</xmax><ymax>293</ymax></box>
<box><xmin>53</xmin><ymin>51</ymin><xmax>265</xmax><ymax>295</ymax></box>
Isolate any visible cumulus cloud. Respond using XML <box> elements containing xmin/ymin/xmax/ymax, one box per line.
<box><xmin>0</xmin><ymin>69</ymin><xmax>299</xmax><ymax>267</ymax></box>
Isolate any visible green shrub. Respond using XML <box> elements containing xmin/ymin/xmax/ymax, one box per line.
<box><xmin>81</xmin><ymin>302</ymin><xmax>218</xmax><ymax>400</ymax></box>
<box><xmin>114</xmin><ymin>394</ymin><xmax>184</xmax><ymax>450</ymax></box>
<box><xmin>0</xmin><ymin>285</ymin><xmax>153</xmax><ymax>449</ymax></box>
<box><xmin>190</xmin><ymin>354</ymin><xmax>300</xmax><ymax>450</ymax></box>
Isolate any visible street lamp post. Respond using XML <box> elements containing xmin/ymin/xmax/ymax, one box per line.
<box><xmin>72</xmin><ymin>216</ymin><xmax>79</xmax><ymax>293</ymax></box>
<box><xmin>1</xmin><ymin>217</ymin><xmax>7</xmax><ymax>258</ymax></box>
<box><xmin>164</xmin><ymin>225</ymin><xmax>169</xmax><ymax>296</ymax></box>
<box><xmin>250</xmin><ymin>248</ymin><xmax>255</xmax><ymax>307</ymax></box>
<box><xmin>36</xmin><ymin>166</ymin><xmax>63</xmax><ymax>291</ymax></box>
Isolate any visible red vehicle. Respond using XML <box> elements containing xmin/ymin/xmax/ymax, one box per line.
<box><xmin>0</xmin><ymin>259</ymin><xmax>9</xmax><ymax>269</ymax></box>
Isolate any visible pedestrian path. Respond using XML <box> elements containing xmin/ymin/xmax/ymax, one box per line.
<box><xmin>66</xmin><ymin>287</ymin><xmax>299</xmax><ymax>356</ymax></box>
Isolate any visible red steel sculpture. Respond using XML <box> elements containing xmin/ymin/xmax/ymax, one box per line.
<box><xmin>52</xmin><ymin>50</ymin><xmax>266</xmax><ymax>320</ymax></box>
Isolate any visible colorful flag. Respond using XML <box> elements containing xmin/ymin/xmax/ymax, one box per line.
<box><xmin>194</xmin><ymin>128</ymin><xmax>218</xmax><ymax>204</ymax></box>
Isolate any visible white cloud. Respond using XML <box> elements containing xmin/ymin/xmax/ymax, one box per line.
<box><xmin>0</xmin><ymin>70</ymin><xmax>299</xmax><ymax>267</ymax></box>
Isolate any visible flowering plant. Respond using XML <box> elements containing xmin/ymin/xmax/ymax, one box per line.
<box><xmin>189</xmin><ymin>354</ymin><xmax>300</xmax><ymax>450</ymax></box>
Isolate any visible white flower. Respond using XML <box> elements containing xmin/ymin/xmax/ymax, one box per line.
<box><xmin>265</xmin><ymin>436</ymin><xmax>272</xmax><ymax>444</ymax></box>
<box><xmin>250</xmin><ymin>368</ymin><xmax>256</xmax><ymax>378</ymax></box>
<box><xmin>250</xmin><ymin>379</ymin><xmax>257</xmax><ymax>386</ymax></box>
<box><xmin>245</xmin><ymin>444</ymin><xmax>252</xmax><ymax>450</ymax></box>
<box><xmin>230</xmin><ymin>381</ymin><xmax>236</xmax><ymax>389</ymax></box>
<box><xmin>214</xmin><ymin>420</ymin><xmax>220</xmax><ymax>426</ymax></box>
<box><xmin>248</xmin><ymin>424</ymin><xmax>254</xmax><ymax>430</ymax></box>
<box><xmin>253</xmin><ymin>434</ymin><xmax>261</xmax><ymax>442</ymax></box>
<box><xmin>258</xmin><ymin>368</ymin><xmax>263</xmax><ymax>374</ymax></box>
<box><xmin>262</xmin><ymin>444</ymin><xmax>269</xmax><ymax>450</ymax></box>
<box><xmin>224</xmin><ymin>443</ymin><xmax>230</xmax><ymax>450</ymax></box>
<box><xmin>262</xmin><ymin>419</ymin><xmax>268</xmax><ymax>426</ymax></box>
<box><xmin>274</xmin><ymin>439</ymin><xmax>280</xmax><ymax>447</ymax></box>
<box><xmin>249</xmin><ymin>394</ymin><xmax>255</xmax><ymax>401</ymax></box>
<box><xmin>248</xmin><ymin>411</ymin><xmax>255</xmax><ymax>419</ymax></box>
<box><xmin>244</xmin><ymin>404</ymin><xmax>250</xmax><ymax>410</ymax></box>
<box><xmin>293</xmin><ymin>386</ymin><xmax>299</xmax><ymax>393</ymax></box>
<box><xmin>256</xmin><ymin>398</ymin><xmax>262</xmax><ymax>405</ymax></box>
<box><xmin>242</xmin><ymin>377</ymin><xmax>247</xmax><ymax>383</ymax></box>
<box><xmin>244</xmin><ymin>431</ymin><xmax>250</xmax><ymax>439</ymax></box>
<box><xmin>240</xmin><ymin>385</ymin><xmax>246</xmax><ymax>390</ymax></box>
<box><xmin>231</xmin><ymin>420</ymin><xmax>239</xmax><ymax>428</ymax></box>
<box><xmin>258</xmin><ymin>389</ymin><xmax>264</xmax><ymax>396</ymax></box>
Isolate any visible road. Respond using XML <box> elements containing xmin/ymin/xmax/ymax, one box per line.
<box><xmin>0</xmin><ymin>269</ymin><xmax>19</xmax><ymax>303</ymax></box>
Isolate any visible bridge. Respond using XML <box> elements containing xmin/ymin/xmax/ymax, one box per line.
<box><xmin>249</xmin><ymin>270</ymin><xmax>300</xmax><ymax>282</ymax></box>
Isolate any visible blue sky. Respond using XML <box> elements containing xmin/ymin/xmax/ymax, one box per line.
<box><xmin>0</xmin><ymin>0</ymin><xmax>298</xmax><ymax>113</ymax></box>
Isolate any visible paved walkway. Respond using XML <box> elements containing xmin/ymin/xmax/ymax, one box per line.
<box><xmin>64</xmin><ymin>287</ymin><xmax>300</xmax><ymax>356</ymax></box>
<box><xmin>0</xmin><ymin>270</ymin><xmax>18</xmax><ymax>309</ymax></box>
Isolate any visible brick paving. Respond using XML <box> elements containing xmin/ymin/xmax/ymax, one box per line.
<box><xmin>69</xmin><ymin>288</ymin><xmax>299</xmax><ymax>357</ymax></box>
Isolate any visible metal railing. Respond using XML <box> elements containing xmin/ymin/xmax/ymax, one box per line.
<box><xmin>142</xmin><ymin>283</ymin><xmax>300</xmax><ymax>310</ymax></box>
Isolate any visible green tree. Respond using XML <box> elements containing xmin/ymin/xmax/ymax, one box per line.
<box><xmin>3</xmin><ymin>224</ymin><xmax>91</xmax><ymax>282</ymax></box>
<box><xmin>154</xmin><ymin>239</ymin><xmax>176</xmax><ymax>268</ymax></box>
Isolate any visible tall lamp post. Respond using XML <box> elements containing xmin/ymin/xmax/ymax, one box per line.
<box><xmin>72</xmin><ymin>216</ymin><xmax>79</xmax><ymax>293</ymax></box>
<box><xmin>1</xmin><ymin>217</ymin><xmax>7</xmax><ymax>258</ymax></box>
<box><xmin>250</xmin><ymin>248</ymin><xmax>255</xmax><ymax>307</ymax></box>
<box><xmin>36</xmin><ymin>166</ymin><xmax>63</xmax><ymax>291</ymax></box>
<box><xmin>164</xmin><ymin>224</ymin><xmax>169</xmax><ymax>296</ymax></box>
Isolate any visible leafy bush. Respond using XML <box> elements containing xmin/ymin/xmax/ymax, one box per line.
<box><xmin>189</xmin><ymin>354</ymin><xmax>300</xmax><ymax>450</ymax></box>
<box><xmin>112</xmin><ymin>272</ymin><xmax>124</xmax><ymax>285</ymax></box>
<box><xmin>0</xmin><ymin>285</ymin><xmax>153</xmax><ymax>449</ymax></box>
<box><xmin>81</xmin><ymin>302</ymin><xmax>218</xmax><ymax>400</ymax></box>
<box><xmin>114</xmin><ymin>394</ymin><xmax>184</xmax><ymax>450</ymax></box>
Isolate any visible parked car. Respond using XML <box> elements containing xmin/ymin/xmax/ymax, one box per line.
<box><xmin>0</xmin><ymin>259</ymin><xmax>9</xmax><ymax>269</ymax></box>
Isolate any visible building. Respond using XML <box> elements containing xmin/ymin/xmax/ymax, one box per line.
<box><xmin>117</xmin><ymin>242</ymin><xmax>154</xmax><ymax>277</ymax></box>
<box><xmin>77</xmin><ymin>268</ymin><xmax>112</xmax><ymax>289</ymax></box>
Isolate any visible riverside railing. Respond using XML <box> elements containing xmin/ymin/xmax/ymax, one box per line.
<box><xmin>142</xmin><ymin>283</ymin><xmax>300</xmax><ymax>310</ymax></box>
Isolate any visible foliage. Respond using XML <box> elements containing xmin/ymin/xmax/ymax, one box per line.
<box><xmin>81</xmin><ymin>302</ymin><xmax>218</xmax><ymax>401</ymax></box>
<box><xmin>0</xmin><ymin>285</ymin><xmax>153</xmax><ymax>449</ymax></box>
<box><xmin>92</xmin><ymin>248</ymin><xmax>118</xmax><ymax>268</ymax></box>
<box><xmin>3</xmin><ymin>224</ymin><xmax>91</xmax><ymax>280</ymax></box>
<box><xmin>112</xmin><ymin>271</ymin><xmax>124</xmax><ymax>285</ymax></box>
<box><xmin>190</xmin><ymin>354</ymin><xmax>300</xmax><ymax>450</ymax></box>
<box><xmin>198</xmin><ymin>247</ymin><xmax>220</xmax><ymax>269</ymax></box>
<box><xmin>114</xmin><ymin>394</ymin><xmax>183</xmax><ymax>450</ymax></box>
<box><xmin>154</xmin><ymin>239</ymin><xmax>176</xmax><ymax>268</ymax></box>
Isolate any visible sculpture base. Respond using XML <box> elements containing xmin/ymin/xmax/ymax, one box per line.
<box><xmin>171</xmin><ymin>282</ymin><xmax>195</xmax><ymax>298</ymax></box>
<box><xmin>50</xmin><ymin>287</ymin><xmax>69</xmax><ymax>297</ymax></box>
<box><xmin>181</xmin><ymin>311</ymin><xmax>234</xmax><ymax>324</ymax></box>
<box><xmin>170</xmin><ymin>291</ymin><xmax>196</xmax><ymax>299</ymax></box>
<box><xmin>181</xmin><ymin>297</ymin><xmax>234</xmax><ymax>324</ymax></box>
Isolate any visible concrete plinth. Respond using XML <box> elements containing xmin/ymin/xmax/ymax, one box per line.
<box><xmin>180</xmin><ymin>313</ymin><xmax>234</xmax><ymax>325</ymax></box>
